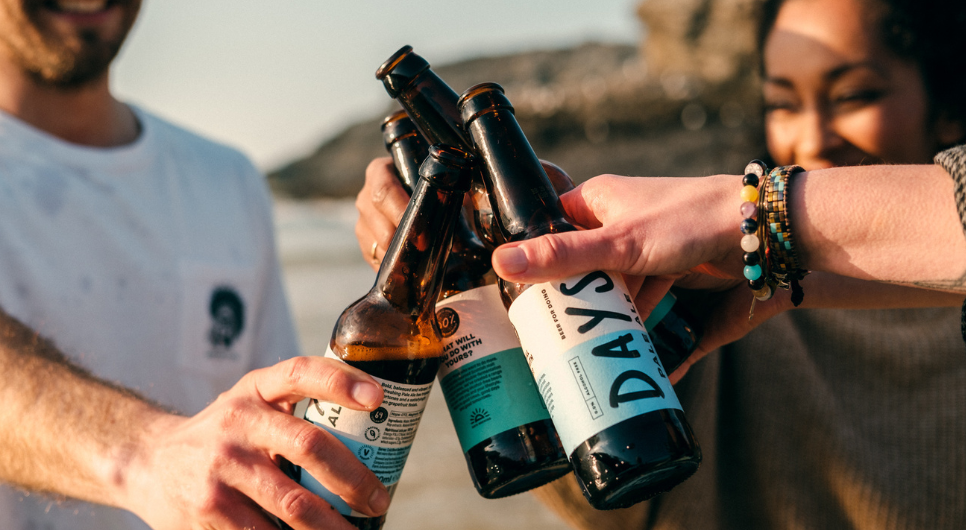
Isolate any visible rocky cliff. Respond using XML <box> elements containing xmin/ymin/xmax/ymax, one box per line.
<box><xmin>268</xmin><ymin>0</ymin><xmax>766</xmax><ymax>198</ymax></box>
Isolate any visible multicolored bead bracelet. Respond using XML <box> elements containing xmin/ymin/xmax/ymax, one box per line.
<box><xmin>740</xmin><ymin>161</ymin><xmax>809</xmax><ymax>319</ymax></box>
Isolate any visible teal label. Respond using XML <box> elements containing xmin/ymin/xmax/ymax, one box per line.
<box><xmin>509</xmin><ymin>271</ymin><xmax>683</xmax><ymax>455</ymax></box>
<box><xmin>439</xmin><ymin>347</ymin><xmax>550</xmax><ymax>451</ymax></box>
<box><xmin>643</xmin><ymin>291</ymin><xmax>677</xmax><ymax>330</ymax></box>
<box><xmin>436</xmin><ymin>285</ymin><xmax>551</xmax><ymax>452</ymax></box>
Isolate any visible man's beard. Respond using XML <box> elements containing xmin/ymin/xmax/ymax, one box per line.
<box><xmin>0</xmin><ymin>0</ymin><xmax>140</xmax><ymax>89</ymax></box>
<box><xmin>20</xmin><ymin>28</ymin><xmax>126</xmax><ymax>88</ymax></box>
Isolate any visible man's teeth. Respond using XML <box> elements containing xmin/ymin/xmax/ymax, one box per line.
<box><xmin>55</xmin><ymin>0</ymin><xmax>109</xmax><ymax>14</ymax></box>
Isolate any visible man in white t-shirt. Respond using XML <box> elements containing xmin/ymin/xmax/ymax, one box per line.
<box><xmin>0</xmin><ymin>2</ymin><xmax>389</xmax><ymax>529</ymax></box>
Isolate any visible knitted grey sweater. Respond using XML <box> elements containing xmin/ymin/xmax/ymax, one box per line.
<box><xmin>936</xmin><ymin>146</ymin><xmax>966</xmax><ymax>342</ymax></box>
<box><xmin>532</xmin><ymin>146</ymin><xmax>966</xmax><ymax>530</ymax></box>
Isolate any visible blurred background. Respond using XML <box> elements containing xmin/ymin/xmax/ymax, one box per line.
<box><xmin>113</xmin><ymin>1</ymin><xmax>765</xmax><ymax>528</ymax></box>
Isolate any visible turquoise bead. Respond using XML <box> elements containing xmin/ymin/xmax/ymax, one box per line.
<box><xmin>743</xmin><ymin>264</ymin><xmax>762</xmax><ymax>281</ymax></box>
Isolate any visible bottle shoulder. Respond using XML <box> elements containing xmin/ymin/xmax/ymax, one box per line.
<box><xmin>333</xmin><ymin>292</ymin><xmax>442</xmax><ymax>356</ymax></box>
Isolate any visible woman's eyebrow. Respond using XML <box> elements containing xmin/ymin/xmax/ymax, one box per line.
<box><xmin>764</xmin><ymin>61</ymin><xmax>889</xmax><ymax>88</ymax></box>
<box><xmin>825</xmin><ymin>61</ymin><xmax>889</xmax><ymax>82</ymax></box>
<box><xmin>763</xmin><ymin>76</ymin><xmax>794</xmax><ymax>88</ymax></box>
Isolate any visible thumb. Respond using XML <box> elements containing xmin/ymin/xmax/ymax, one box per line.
<box><xmin>492</xmin><ymin>226</ymin><xmax>639</xmax><ymax>283</ymax></box>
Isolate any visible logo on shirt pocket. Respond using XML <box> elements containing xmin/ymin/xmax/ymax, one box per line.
<box><xmin>179</xmin><ymin>262</ymin><xmax>259</xmax><ymax>378</ymax></box>
<box><xmin>207</xmin><ymin>286</ymin><xmax>246</xmax><ymax>359</ymax></box>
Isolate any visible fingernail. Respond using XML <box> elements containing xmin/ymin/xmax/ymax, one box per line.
<box><xmin>494</xmin><ymin>247</ymin><xmax>528</xmax><ymax>275</ymax></box>
<box><xmin>369</xmin><ymin>486</ymin><xmax>391</xmax><ymax>515</ymax></box>
<box><xmin>351</xmin><ymin>382</ymin><xmax>382</xmax><ymax>409</ymax></box>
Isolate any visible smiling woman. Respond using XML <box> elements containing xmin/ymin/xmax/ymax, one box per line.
<box><xmin>759</xmin><ymin>0</ymin><xmax>965</xmax><ymax>168</ymax></box>
<box><xmin>0</xmin><ymin>0</ymin><xmax>140</xmax><ymax>86</ymax></box>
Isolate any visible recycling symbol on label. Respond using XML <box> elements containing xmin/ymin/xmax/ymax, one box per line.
<box><xmin>365</xmin><ymin>426</ymin><xmax>381</xmax><ymax>441</ymax></box>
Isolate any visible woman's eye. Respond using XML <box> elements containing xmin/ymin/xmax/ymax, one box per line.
<box><xmin>832</xmin><ymin>89</ymin><xmax>884</xmax><ymax>110</ymax></box>
<box><xmin>764</xmin><ymin>100</ymin><xmax>796</xmax><ymax>114</ymax></box>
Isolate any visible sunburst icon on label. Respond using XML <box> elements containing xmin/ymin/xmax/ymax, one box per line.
<box><xmin>357</xmin><ymin>445</ymin><xmax>375</xmax><ymax>461</ymax></box>
<box><xmin>469</xmin><ymin>408</ymin><xmax>491</xmax><ymax>428</ymax></box>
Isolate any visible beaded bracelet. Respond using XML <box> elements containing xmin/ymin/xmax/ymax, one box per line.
<box><xmin>739</xmin><ymin>161</ymin><xmax>771</xmax><ymax>319</ymax></box>
<box><xmin>761</xmin><ymin>165</ymin><xmax>808</xmax><ymax>305</ymax></box>
<box><xmin>740</xmin><ymin>161</ymin><xmax>809</xmax><ymax>319</ymax></box>
<box><xmin>739</xmin><ymin>160</ymin><xmax>766</xmax><ymax>284</ymax></box>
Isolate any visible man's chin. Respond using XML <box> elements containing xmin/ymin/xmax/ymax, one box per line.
<box><xmin>25</xmin><ymin>48</ymin><xmax>114</xmax><ymax>89</ymax></box>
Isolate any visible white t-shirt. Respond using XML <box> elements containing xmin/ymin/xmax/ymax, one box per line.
<box><xmin>0</xmin><ymin>107</ymin><xmax>301</xmax><ymax>530</ymax></box>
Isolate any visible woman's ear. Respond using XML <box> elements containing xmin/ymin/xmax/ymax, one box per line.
<box><xmin>934</xmin><ymin>111</ymin><xmax>965</xmax><ymax>147</ymax></box>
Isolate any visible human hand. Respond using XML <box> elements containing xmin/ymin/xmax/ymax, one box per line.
<box><xmin>668</xmin><ymin>282</ymin><xmax>792</xmax><ymax>382</ymax></box>
<box><xmin>492</xmin><ymin>173</ymin><xmax>744</xmax><ymax>283</ymax></box>
<box><xmin>491</xmin><ymin>173</ymin><xmax>784</xmax><ymax>379</ymax></box>
<box><xmin>356</xmin><ymin>157</ymin><xmax>410</xmax><ymax>271</ymax></box>
<box><xmin>123</xmin><ymin>356</ymin><xmax>389</xmax><ymax>530</ymax></box>
<box><xmin>355</xmin><ymin>157</ymin><xmax>576</xmax><ymax>270</ymax></box>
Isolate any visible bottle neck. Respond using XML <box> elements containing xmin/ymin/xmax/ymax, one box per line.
<box><xmin>466</xmin><ymin>107</ymin><xmax>575</xmax><ymax>241</ymax></box>
<box><xmin>374</xmin><ymin>175</ymin><xmax>464</xmax><ymax>320</ymax></box>
<box><xmin>388</xmin><ymin>129</ymin><xmax>490</xmax><ymax>273</ymax></box>
<box><xmin>388</xmin><ymin>67</ymin><xmax>502</xmax><ymax>249</ymax></box>
<box><xmin>397</xmin><ymin>71</ymin><xmax>471</xmax><ymax>151</ymax></box>
<box><xmin>388</xmin><ymin>134</ymin><xmax>426</xmax><ymax>193</ymax></box>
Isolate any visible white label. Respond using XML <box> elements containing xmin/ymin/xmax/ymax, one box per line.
<box><xmin>508</xmin><ymin>271</ymin><xmax>682</xmax><ymax>455</ymax></box>
<box><xmin>436</xmin><ymin>284</ymin><xmax>519</xmax><ymax>377</ymax></box>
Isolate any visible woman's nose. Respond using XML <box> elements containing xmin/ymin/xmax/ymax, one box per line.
<box><xmin>794</xmin><ymin>107</ymin><xmax>844</xmax><ymax>168</ymax></box>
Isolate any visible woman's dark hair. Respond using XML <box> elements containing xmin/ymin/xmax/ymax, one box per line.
<box><xmin>758</xmin><ymin>0</ymin><xmax>966</xmax><ymax>134</ymax></box>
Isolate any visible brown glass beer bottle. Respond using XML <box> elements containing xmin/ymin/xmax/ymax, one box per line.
<box><xmin>377</xmin><ymin>46</ymin><xmax>502</xmax><ymax>248</ymax></box>
<box><xmin>289</xmin><ymin>145</ymin><xmax>473</xmax><ymax>530</ymax></box>
<box><xmin>642</xmin><ymin>290</ymin><xmax>703</xmax><ymax>373</ymax></box>
<box><xmin>381</xmin><ymin>111</ymin><xmax>491</xmax><ymax>297</ymax></box>
<box><xmin>377</xmin><ymin>46</ymin><xmax>700</xmax><ymax>374</ymax></box>
<box><xmin>381</xmin><ymin>111</ymin><xmax>572</xmax><ymax>498</ymax></box>
<box><xmin>459</xmin><ymin>82</ymin><xmax>702</xmax><ymax>510</ymax></box>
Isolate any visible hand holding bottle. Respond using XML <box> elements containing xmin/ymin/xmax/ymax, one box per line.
<box><xmin>122</xmin><ymin>356</ymin><xmax>390</xmax><ymax>530</ymax></box>
<box><xmin>487</xmin><ymin>173</ymin><xmax>746</xmax><ymax>381</ymax></box>
<box><xmin>356</xmin><ymin>157</ymin><xmax>409</xmax><ymax>270</ymax></box>
<box><xmin>490</xmin><ymin>164</ymin><xmax>966</xmax><ymax>381</ymax></box>
<box><xmin>357</xmin><ymin>157</ymin><xmax>574</xmax><ymax>272</ymax></box>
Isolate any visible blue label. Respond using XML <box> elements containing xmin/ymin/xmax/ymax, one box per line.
<box><xmin>535</xmin><ymin>329</ymin><xmax>680</xmax><ymax>453</ymax></box>
<box><xmin>643</xmin><ymin>291</ymin><xmax>677</xmax><ymax>330</ymax></box>
<box><xmin>295</xmin><ymin>348</ymin><xmax>433</xmax><ymax>518</ymax></box>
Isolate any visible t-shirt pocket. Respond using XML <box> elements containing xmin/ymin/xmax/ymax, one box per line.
<box><xmin>178</xmin><ymin>260</ymin><xmax>261</xmax><ymax>381</ymax></box>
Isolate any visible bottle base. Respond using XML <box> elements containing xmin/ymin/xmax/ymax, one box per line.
<box><xmin>466</xmin><ymin>419</ymin><xmax>572</xmax><ymax>499</ymax></box>
<box><xmin>571</xmin><ymin>409</ymin><xmax>701</xmax><ymax>510</ymax></box>
<box><xmin>344</xmin><ymin>514</ymin><xmax>387</xmax><ymax>530</ymax></box>
<box><xmin>278</xmin><ymin>513</ymin><xmax>386</xmax><ymax>530</ymax></box>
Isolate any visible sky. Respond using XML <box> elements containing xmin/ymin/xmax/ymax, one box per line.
<box><xmin>111</xmin><ymin>0</ymin><xmax>642</xmax><ymax>171</ymax></box>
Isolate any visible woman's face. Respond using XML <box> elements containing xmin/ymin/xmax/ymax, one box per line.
<box><xmin>762</xmin><ymin>0</ymin><xmax>949</xmax><ymax>169</ymax></box>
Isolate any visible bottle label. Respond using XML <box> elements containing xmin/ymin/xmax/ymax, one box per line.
<box><xmin>507</xmin><ymin>271</ymin><xmax>682</xmax><ymax>456</ymax></box>
<box><xmin>297</xmin><ymin>347</ymin><xmax>433</xmax><ymax>518</ymax></box>
<box><xmin>436</xmin><ymin>284</ymin><xmax>551</xmax><ymax>452</ymax></box>
<box><xmin>643</xmin><ymin>291</ymin><xmax>677</xmax><ymax>330</ymax></box>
